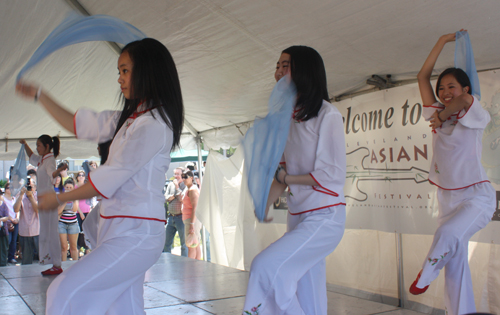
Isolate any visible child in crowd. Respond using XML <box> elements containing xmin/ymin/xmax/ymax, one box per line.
<box><xmin>57</xmin><ymin>178</ymin><xmax>84</xmax><ymax>261</ymax></box>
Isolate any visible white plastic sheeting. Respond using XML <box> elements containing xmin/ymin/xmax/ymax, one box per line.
<box><xmin>196</xmin><ymin>147</ymin><xmax>287</xmax><ymax>270</ymax></box>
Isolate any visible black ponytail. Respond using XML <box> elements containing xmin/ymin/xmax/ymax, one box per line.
<box><xmin>52</xmin><ymin>137</ymin><xmax>60</xmax><ymax>158</ymax></box>
<box><xmin>37</xmin><ymin>135</ymin><xmax>61</xmax><ymax>157</ymax></box>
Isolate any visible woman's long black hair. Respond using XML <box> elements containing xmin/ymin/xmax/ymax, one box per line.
<box><xmin>112</xmin><ymin>38</ymin><xmax>184</xmax><ymax>150</ymax></box>
<box><xmin>282</xmin><ymin>46</ymin><xmax>329</xmax><ymax>121</ymax></box>
<box><xmin>54</xmin><ymin>174</ymin><xmax>64</xmax><ymax>192</ymax></box>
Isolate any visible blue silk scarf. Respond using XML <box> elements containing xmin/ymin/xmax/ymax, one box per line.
<box><xmin>17</xmin><ymin>14</ymin><xmax>146</xmax><ymax>81</ymax></box>
<box><xmin>242</xmin><ymin>76</ymin><xmax>296</xmax><ymax>222</ymax></box>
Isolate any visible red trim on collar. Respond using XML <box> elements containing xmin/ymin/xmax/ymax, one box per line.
<box><xmin>100</xmin><ymin>214</ymin><xmax>166</xmax><ymax>224</ymax></box>
<box><xmin>428</xmin><ymin>179</ymin><xmax>490</xmax><ymax>190</ymax></box>
<box><xmin>87</xmin><ymin>173</ymin><xmax>108</xmax><ymax>199</ymax></box>
<box><xmin>128</xmin><ymin>105</ymin><xmax>158</xmax><ymax>120</ymax></box>
<box><xmin>423</xmin><ymin>104</ymin><xmax>443</xmax><ymax>109</ymax></box>
<box><xmin>39</xmin><ymin>153</ymin><xmax>54</xmax><ymax>166</ymax></box>
<box><xmin>292</xmin><ymin>109</ymin><xmax>303</xmax><ymax>122</ymax></box>
<box><xmin>456</xmin><ymin>96</ymin><xmax>474</xmax><ymax>120</ymax></box>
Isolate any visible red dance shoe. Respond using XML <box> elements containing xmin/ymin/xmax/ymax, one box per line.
<box><xmin>409</xmin><ymin>270</ymin><xmax>429</xmax><ymax>295</ymax></box>
<box><xmin>41</xmin><ymin>266</ymin><xmax>63</xmax><ymax>276</ymax></box>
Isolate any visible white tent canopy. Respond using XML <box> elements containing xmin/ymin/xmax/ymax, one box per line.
<box><xmin>2</xmin><ymin>0</ymin><xmax>500</xmax><ymax>159</ymax></box>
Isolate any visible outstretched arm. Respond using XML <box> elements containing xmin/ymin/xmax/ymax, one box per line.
<box><xmin>16</xmin><ymin>82</ymin><xmax>75</xmax><ymax>134</ymax></box>
<box><xmin>38</xmin><ymin>183</ymin><xmax>99</xmax><ymax>211</ymax></box>
<box><xmin>417</xmin><ymin>31</ymin><xmax>463</xmax><ymax>105</ymax></box>
<box><xmin>19</xmin><ymin>140</ymin><xmax>34</xmax><ymax>157</ymax></box>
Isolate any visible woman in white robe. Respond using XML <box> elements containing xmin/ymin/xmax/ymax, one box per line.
<box><xmin>243</xmin><ymin>46</ymin><xmax>347</xmax><ymax>315</ymax></box>
<box><xmin>16</xmin><ymin>38</ymin><xmax>184</xmax><ymax>315</ymax></box>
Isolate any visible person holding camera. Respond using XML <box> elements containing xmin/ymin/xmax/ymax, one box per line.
<box><xmin>14</xmin><ymin>175</ymin><xmax>39</xmax><ymax>265</ymax></box>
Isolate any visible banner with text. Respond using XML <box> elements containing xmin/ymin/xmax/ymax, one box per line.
<box><xmin>335</xmin><ymin>70</ymin><xmax>500</xmax><ymax>242</ymax></box>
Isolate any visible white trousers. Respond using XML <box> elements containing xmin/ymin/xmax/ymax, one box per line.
<box><xmin>46</xmin><ymin>216</ymin><xmax>165</xmax><ymax>315</ymax></box>
<box><xmin>417</xmin><ymin>182</ymin><xmax>496</xmax><ymax>315</ymax></box>
<box><xmin>39</xmin><ymin>208</ymin><xmax>61</xmax><ymax>267</ymax></box>
<box><xmin>243</xmin><ymin>206</ymin><xmax>346</xmax><ymax>315</ymax></box>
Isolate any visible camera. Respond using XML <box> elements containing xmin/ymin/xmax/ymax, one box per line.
<box><xmin>26</xmin><ymin>175</ymin><xmax>32</xmax><ymax>191</ymax></box>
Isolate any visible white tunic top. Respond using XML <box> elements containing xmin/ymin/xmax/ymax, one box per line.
<box><xmin>74</xmin><ymin>108</ymin><xmax>173</xmax><ymax>222</ymax></box>
<box><xmin>423</xmin><ymin>96</ymin><xmax>491</xmax><ymax>190</ymax></box>
<box><xmin>29</xmin><ymin>153</ymin><xmax>56</xmax><ymax>194</ymax></box>
<box><xmin>282</xmin><ymin>100</ymin><xmax>346</xmax><ymax>214</ymax></box>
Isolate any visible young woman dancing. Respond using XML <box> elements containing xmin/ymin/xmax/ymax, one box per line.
<box><xmin>410</xmin><ymin>31</ymin><xmax>496</xmax><ymax>315</ymax></box>
<box><xmin>243</xmin><ymin>46</ymin><xmax>346</xmax><ymax>315</ymax></box>
<box><xmin>16</xmin><ymin>38</ymin><xmax>184</xmax><ymax>314</ymax></box>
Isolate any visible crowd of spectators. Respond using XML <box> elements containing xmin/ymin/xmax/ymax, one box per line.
<box><xmin>0</xmin><ymin>159</ymin><xmax>210</xmax><ymax>266</ymax></box>
<box><xmin>0</xmin><ymin>160</ymin><xmax>99</xmax><ymax>266</ymax></box>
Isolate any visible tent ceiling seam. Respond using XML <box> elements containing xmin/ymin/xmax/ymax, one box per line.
<box><xmin>196</xmin><ymin>0</ymin><xmax>277</xmax><ymax>55</ymax></box>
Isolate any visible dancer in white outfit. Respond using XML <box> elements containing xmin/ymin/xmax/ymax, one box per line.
<box><xmin>20</xmin><ymin>136</ymin><xmax>67</xmax><ymax>275</ymax></box>
<box><xmin>410</xmin><ymin>31</ymin><xmax>496</xmax><ymax>315</ymax></box>
<box><xmin>243</xmin><ymin>46</ymin><xmax>346</xmax><ymax>315</ymax></box>
<box><xmin>16</xmin><ymin>38</ymin><xmax>184</xmax><ymax>315</ymax></box>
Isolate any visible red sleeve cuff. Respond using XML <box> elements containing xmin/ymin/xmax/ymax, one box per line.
<box><xmin>73</xmin><ymin>110</ymin><xmax>78</xmax><ymax>138</ymax></box>
<box><xmin>309</xmin><ymin>173</ymin><xmax>339</xmax><ymax>197</ymax></box>
<box><xmin>88</xmin><ymin>172</ymin><xmax>108</xmax><ymax>199</ymax></box>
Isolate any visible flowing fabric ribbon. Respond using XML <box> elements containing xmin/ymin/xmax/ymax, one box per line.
<box><xmin>455</xmin><ymin>31</ymin><xmax>481</xmax><ymax>100</ymax></box>
<box><xmin>10</xmin><ymin>144</ymin><xmax>27</xmax><ymax>196</ymax></box>
<box><xmin>242</xmin><ymin>76</ymin><xmax>296</xmax><ymax>222</ymax></box>
<box><xmin>17</xmin><ymin>13</ymin><xmax>146</xmax><ymax>81</ymax></box>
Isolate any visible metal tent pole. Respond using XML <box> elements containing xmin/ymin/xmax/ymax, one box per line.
<box><xmin>196</xmin><ymin>136</ymin><xmax>207</xmax><ymax>261</ymax></box>
<box><xmin>396</xmin><ymin>232</ymin><xmax>405</xmax><ymax>308</ymax></box>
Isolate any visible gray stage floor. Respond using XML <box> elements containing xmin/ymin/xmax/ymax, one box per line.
<box><xmin>0</xmin><ymin>253</ymin><xmax>426</xmax><ymax>315</ymax></box>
